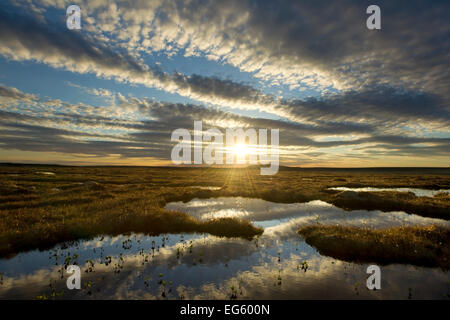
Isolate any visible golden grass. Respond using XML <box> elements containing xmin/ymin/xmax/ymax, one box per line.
<box><xmin>0</xmin><ymin>165</ymin><xmax>448</xmax><ymax>258</ymax></box>
<box><xmin>332</xmin><ymin>190</ymin><xmax>450</xmax><ymax>220</ymax></box>
<box><xmin>298</xmin><ymin>225</ymin><xmax>450</xmax><ymax>269</ymax></box>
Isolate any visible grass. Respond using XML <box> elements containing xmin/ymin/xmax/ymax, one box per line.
<box><xmin>331</xmin><ymin>190</ymin><xmax>450</xmax><ymax>220</ymax></box>
<box><xmin>0</xmin><ymin>182</ymin><xmax>263</xmax><ymax>257</ymax></box>
<box><xmin>298</xmin><ymin>225</ymin><xmax>450</xmax><ymax>269</ymax></box>
<box><xmin>0</xmin><ymin>164</ymin><xmax>449</xmax><ymax>258</ymax></box>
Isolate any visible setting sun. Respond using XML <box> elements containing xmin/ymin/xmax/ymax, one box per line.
<box><xmin>233</xmin><ymin>143</ymin><xmax>249</xmax><ymax>157</ymax></box>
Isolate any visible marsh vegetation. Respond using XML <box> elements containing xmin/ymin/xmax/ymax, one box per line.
<box><xmin>298</xmin><ymin>225</ymin><xmax>450</xmax><ymax>269</ymax></box>
<box><xmin>0</xmin><ymin>165</ymin><xmax>449</xmax><ymax>258</ymax></box>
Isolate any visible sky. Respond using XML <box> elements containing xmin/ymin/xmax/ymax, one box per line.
<box><xmin>0</xmin><ymin>0</ymin><xmax>449</xmax><ymax>167</ymax></box>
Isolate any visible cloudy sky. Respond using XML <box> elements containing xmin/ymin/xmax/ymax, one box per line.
<box><xmin>0</xmin><ymin>0</ymin><xmax>449</xmax><ymax>167</ymax></box>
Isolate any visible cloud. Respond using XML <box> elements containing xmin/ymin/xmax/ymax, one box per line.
<box><xmin>66</xmin><ymin>81</ymin><xmax>113</xmax><ymax>98</ymax></box>
<box><xmin>2</xmin><ymin>1</ymin><xmax>449</xmax><ymax>126</ymax></box>
<box><xmin>279</xmin><ymin>85</ymin><xmax>450</xmax><ymax>128</ymax></box>
<box><xmin>29</xmin><ymin>0</ymin><xmax>450</xmax><ymax>95</ymax></box>
<box><xmin>0</xmin><ymin>1</ymin><xmax>449</xmax><ymax>166</ymax></box>
<box><xmin>0</xmin><ymin>5</ymin><xmax>278</xmax><ymax>114</ymax></box>
<box><xmin>1</xmin><ymin>84</ymin><xmax>449</xmax><ymax>164</ymax></box>
<box><xmin>0</xmin><ymin>83</ymin><xmax>38</xmax><ymax>105</ymax></box>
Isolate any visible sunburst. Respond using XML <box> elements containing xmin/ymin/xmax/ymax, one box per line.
<box><xmin>233</xmin><ymin>143</ymin><xmax>249</xmax><ymax>157</ymax></box>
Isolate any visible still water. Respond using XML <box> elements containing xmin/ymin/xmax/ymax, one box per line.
<box><xmin>0</xmin><ymin>197</ymin><xmax>449</xmax><ymax>299</ymax></box>
<box><xmin>328</xmin><ymin>187</ymin><xmax>450</xmax><ymax>197</ymax></box>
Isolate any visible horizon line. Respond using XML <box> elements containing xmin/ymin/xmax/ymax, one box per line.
<box><xmin>1</xmin><ymin>162</ymin><xmax>449</xmax><ymax>170</ymax></box>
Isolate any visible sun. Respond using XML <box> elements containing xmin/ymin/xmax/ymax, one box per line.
<box><xmin>233</xmin><ymin>143</ymin><xmax>249</xmax><ymax>157</ymax></box>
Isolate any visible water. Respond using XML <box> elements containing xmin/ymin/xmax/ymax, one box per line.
<box><xmin>0</xmin><ymin>197</ymin><xmax>448</xmax><ymax>299</ymax></box>
<box><xmin>328</xmin><ymin>187</ymin><xmax>450</xmax><ymax>197</ymax></box>
<box><xmin>166</xmin><ymin>198</ymin><xmax>450</xmax><ymax>230</ymax></box>
<box><xmin>188</xmin><ymin>186</ymin><xmax>222</xmax><ymax>190</ymax></box>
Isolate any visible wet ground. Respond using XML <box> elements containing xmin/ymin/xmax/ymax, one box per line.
<box><xmin>0</xmin><ymin>197</ymin><xmax>449</xmax><ymax>299</ymax></box>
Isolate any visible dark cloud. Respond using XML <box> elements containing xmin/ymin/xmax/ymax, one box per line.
<box><xmin>160</xmin><ymin>0</ymin><xmax>450</xmax><ymax>95</ymax></box>
<box><xmin>0</xmin><ymin>83</ymin><xmax>37</xmax><ymax>103</ymax></box>
<box><xmin>280</xmin><ymin>85</ymin><xmax>450</xmax><ymax>126</ymax></box>
<box><xmin>0</xmin><ymin>5</ymin><xmax>148</xmax><ymax>77</ymax></box>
